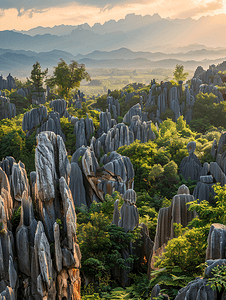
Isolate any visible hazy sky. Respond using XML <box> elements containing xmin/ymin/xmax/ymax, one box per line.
<box><xmin>0</xmin><ymin>0</ymin><xmax>225</xmax><ymax>30</ymax></box>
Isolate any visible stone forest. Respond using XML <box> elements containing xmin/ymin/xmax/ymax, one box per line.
<box><xmin>1</xmin><ymin>61</ymin><xmax>226</xmax><ymax>300</ymax></box>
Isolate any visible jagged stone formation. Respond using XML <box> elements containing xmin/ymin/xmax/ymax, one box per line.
<box><xmin>193</xmin><ymin>175</ymin><xmax>215</xmax><ymax>203</ymax></box>
<box><xmin>70</xmin><ymin>147</ymin><xmax>134</xmax><ymax>207</ymax></box>
<box><xmin>129</xmin><ymin>115</ymin><xmax>156</xmax><ymax>143</ymax></box>
<box><xmin>0</xmin><ymin>131</ymin><xmax>81</xmax><ymax>299</ymax></box>
<box><xmin>92</xmin><ymin>118</ymin><xmax>156</xmax><ymax>159</ymax></box>
<box><xmin>98</xmin><ymin>109</ymin><xmax>117</xmax><ymax>135</ymax></box>
<box><xmin>92</xmin><ymin>123</ymin><xmax>134</xmax><ymax>158</ymax></box>
<box><xmin>22</xmin><ymin>106</ymin><xmax>48</xmax><ymax>132</ymax></box>
<box><xmin>112</xmin><ymin>189</ymin><xmax>139</xmax><ymax>232</ymax></box>
<box><xmin>0</xmin><ymin>74</ymin><xmax>16</xmax><ymax>91</ymax></box>
<box><xmin>179</xmin><ymin>141</ymin><xmax>202</xmax><ymax>181</ymax></box>
<box><xmin>151</xmin><ymin>184</ymin><xmax>196</xmax><ymax>269</ymax></box>
<box><xmin>0</xmin><ymin>96</ymin><xmax>16</xmax><ymax>121</ymax></box>
<box><xmin>123</xmin><ymin>103</ymin><xmax>148</xmax><ymax>125</ymax></box>
<box><xmin>22</xmin><ymin>106</ymin><xmax>66</xmax><ymax>141</ymax></box>
<box><xmin>206</xmin><ymin>223</ymin><xmax>226</xmax><ymax>260</ymax></box>
<box><xmin>73</xmin><ymin>114</ymin><xmax>95</xmax><ymax>149</ymax></box>
<box><xmin>17</xmin><ymin>88</ymin><xmax>30</xmax><ymax>98</ymax></box>
<box><xmin>50</xmin><ymin>99</ymin><xmax>69</xmax><ymax>118</ymax></box>
<box><xmin>196</xmin><ymin>64</ymin><xmax>222</xmax><ymax>85</ymax></box>
<box><xmin>37</xmin><ymin>111</ymin><xmax>66</xmax><ymax>141</ymax></box>
<box><xmin>107</xmin><ymin>96</ymin><xmax>120</xmax><ymax>120</ymax></box>
<box><xmin>111</xmin><ymin>189</ymin><xmax>153</xmax><ymax>288</ymax></box>
<box><xmin>199</xmin><ymin>84</ymin><xmax>224</xmax><ymax>102</ymax></box>
<box><xmin>174</xmin><ymin>223</ymin><xmax>226</xmax><ymax>300</ymax></box>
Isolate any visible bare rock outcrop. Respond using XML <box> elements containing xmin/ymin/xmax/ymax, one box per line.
<box><xmin>0</xmin><ymin>133</ymin><xmax>82</xmax><ymax>299</ymax></box>
<box><xmin>22</xmin><ymin>106</ymin><xmax>47</xmax><ymax>132</ymax></box>
<box><xmin>73</xmin><ymin>114</ymin><xmax>95</xmax><ymax>149</ymax></box>
<box><xmin>179</xmin><ymin>142</ymin><xmax>202</xmax><ymax>181</ymax></box>
<box><xmin>112</xmin><ymin>189</ymin><xmax>139</xmax><ymax>233</ymax></box>
<box><xmin>193</xmin><ymin>175</ymin><xmax>215</xmax><ymax>203</ymax></box>
<box><xmin>151</xmin><ymin>185</ymin><xmax>196</xmax><ymax>270</ymax></box>
<box><xmin>70</xmin><ymin>147</ymin><xmax>134</xmax><ymax>207</ymax></box>
<box><xmin>129</xmin><ymin>115</ymin><xmax>156</xmax><ymax>143</ymax></box>
<box><xmin>36</xmin><ymin>110</ymin><xmax>66</xmax><ymax>141</ymax></box>
<box><xmin>50</xmin><ymin>99</ymin><xmax>68</xmax><ymax>117</ymax></box>
<box><xmin>0</xmin><ymin>96</ymin><xmax>16</xmax><ymax>121</ymax></box>
<box><xmin>206</xmin><ymin>223</ymin><xmax>226</xmax><ymax>260</ymax></box>
<box><xmin>123</xmin><ymin>103</ymin><xmax>148</xmax><ymax>125</ymax></box>
<box><xmin>111</xmin><ymin>190</ymin><xmax>153</xmax><ymax>288</ymax></box>
<box><xmin>107</xmin><ymin>96</ymin><xmax>120</xmax><ymax>120</ymax></box>
<box><xmin>98</xmin><ymin>109</ymin><xmax>117</xmax><ymax>135</ymax></box>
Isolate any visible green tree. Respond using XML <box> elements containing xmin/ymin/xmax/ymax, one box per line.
<box><xmin>192</xmin><ymin>93</ymin><xmax>226</xmax><ymax>128</ymax></box>
<box><xmin>47</xmin><ymin>59</ymin><xmax>90</xmax><ymax>99</ymax></box>
<box><xmin>173</xmin><ymin>64</ymin><xmax>189</xmax><ymax>83</ymax></box>
<box><xmin>30</xmin><ymin>62</ymin><xmax>48</xmax><ymax>102</ymax></box>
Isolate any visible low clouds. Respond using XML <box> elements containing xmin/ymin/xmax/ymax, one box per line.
<box><xmin>0</xmin><ymin>0</ymin><xmax>223</xmax><ymax>17</ymax></box>
<box><xmin>0</xmin><ymin>0</ymin><xmax>149</xmax><ymax>11</ymax></box>
<box><xmin>0</xmin><ymin>0</ymin><xmax>224</xmax><ymax>31</ymax></box>
<box><xmin>173</xmin><ymin>0</ymin><xmax>224</xmax><ymax>18</ymax></box>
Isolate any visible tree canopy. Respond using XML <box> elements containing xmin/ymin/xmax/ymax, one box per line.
<box><xmin>47</xmin><ymin>59</ymin><xmax>90</xmax><ymax>99</ymax></box>
<box><xmin>173</xmin><ymin>64</ymin><xmax>189</xmax><ymax>83</ymax></box>
<box><xmin>29</xmin><ymin>62</ymin><xmax>48</xmax><ymax>100</ymax></box>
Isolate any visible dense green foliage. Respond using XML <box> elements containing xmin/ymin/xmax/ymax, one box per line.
<box><xmin>173</xmin><ymin>64</ymin><xmax>189</xmax><ymax>83</ymax></box>
<box><xmin>47</xmin><ymin>59</ymin><xmax>90</xmax><ymax>99</ymax></box>
<box><xmin>192</xmin><ymin>92</ymin><xmax>226</xmax><ymax>129</ymax></box>
<box><xmin>30</xmin><ymin>62</ymin><xmax>48</xmax><ymax>99</ymax></box>
<box><xmin>76</xmin><ymin>193</ymin><xmax>144</xmax><ymax>295</ymax></box>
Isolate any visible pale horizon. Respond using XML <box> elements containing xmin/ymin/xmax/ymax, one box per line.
<box><xmin>0</xmin><ymin>0</ymin><xmax>225</xmax><ymax>31</ymax></box>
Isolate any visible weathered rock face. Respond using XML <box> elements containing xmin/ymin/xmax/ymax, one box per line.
<box><xmin>9</xmin><ymin>131</ymin><xmax>82</xmax><ymax>299</ymax></box>
<box><xmin>69</xmin><ymin>162</ymin><xmax>87</xmax><ymax>207</ymax></box>
<box><xmin>129</xmin><ymin>115</ymin><xmax>156</xmax><ymax>143</ymax></box>
<box><xmin>0</xmin><ymin>157</ymin><xmax>30</xmax><ymax>210</ymax></box>
<box><xmin>179</xmin><ymin>142</ymin><xmax>202</xmax><ymax>181</ymax></box>
<box><xmin>98</xmin><ymin>109</ymin><xmax>117</xmax><ymax>136</ymax></box>
<box><xmin>22</xmin><ymin>106</ymin><xmax>48</xmax><ymax>132</ymax></box>
<box><xmin>216</xmin><ymin>132</ymin><xmax>226</xmax><ymax>173</ymax></box>
<box><xmin>174</xmin><ymin>276</ymin><xmax>217</xmax><ymax>300</ymax></box>
<box><xmin>0</xmin><ymin>74</ymin><xmax>16</xmax><ymax>91</ymax></box>
<box><xmin>193</xmin><ymin>66</ymin><xmax>205</xmax><ymax>79</ymax></box>
<box><xmin>69</xmin><ymin>147</ymin><xmax>134</xmax><ymax>207</ymax></box>
<box><xmin>36</xmin><ymin>110</ymin><xmax>66</xmax><ymax>141</ymax></box>
<box><xmin>50</xmin><ymin>99</ymin><xmax>68</xmax><ymax>117</ymax></box>
<box><xmin>190</xmin><ymin>78</ymin><xmax>202</xmax><ymax>98</ymax></box>
<box><xmin>206</xmin><ymin>223</ymin><xmax>226</xmax><ymax>260</ymax></box>
<box><xmin>73</xmin><ymin>114</ymin><xmax>95</xmax><ymax>149</ymax></box>
<box><xmin>151</xmin><ymin>185</ymin><xmax>196</xmax><ymax>271</ymax></box>
<box><xmin>0</xmin><ymin>131</ymin><xmax>79</xmax><ymax>298</ymax></box>
<box><xmin>193</xmin><ymin>174</ymin><xmax>215</xmax><ymax>203</ymax></box>
<box><xmin>92</xmin><ymin>123</ymin><xmax>134</xmax><ymax>158</ymax></box>
<box><xmin>197</xmin><ymin>64</ymin><xmax>222</xmax><ymax>85</ymax></box>
<box><xmin>123</xmin><ymin>103</ymin><xmax>148</xmax><ymax>125</ymax></box>
<box><xmin>111</xmin><ymin>190</ymin><xmax>153</xmax><ymax>288</ymax></box>
<box><xmin>199</xmin><ymin>84</ymin><xmax>224</xmax><ymax>102</ymax></box>
<box><xmin>107</xmin><ymin>96</ymin><xmax>120</xmax><ymax>120</ymax></box>
<box><xmin>0</xmin><ymin>96</ymin><xmax>16</xmax><ymax>121</ymax></box>
<box><xmin>32</xmin><ymin>91</ymin><xmax>46</xmax><ymax>105</ymax></box>
<box><xmin>112</xmin><ymin>189</ymin><xmax>139</xmax><ymax>233</ymax></box>
<box><xmin>175</xmin><ymin>258</ymin><xmax>226</xmax><ymax>300</ymax></box>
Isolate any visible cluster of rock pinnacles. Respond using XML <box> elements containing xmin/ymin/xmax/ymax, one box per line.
<box><xmin>1</xmin><ymin>129</ymin><xmax>226</xmax><ymax>299</ymax></box>
<box><xmin>1</xmin><ymin>64</ymin><xmax>226</xmax><ymax>299</ymax></box>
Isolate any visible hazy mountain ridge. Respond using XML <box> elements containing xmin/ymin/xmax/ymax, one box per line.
<box><xmin>1</xmin><ymin>46</ymin><xmax>226</xmax><ymax>77</ymax></box>
<box><xmin>9</xmin><ymin>13</ymin><xmax>226</xmax><ymax>54</ymax></box>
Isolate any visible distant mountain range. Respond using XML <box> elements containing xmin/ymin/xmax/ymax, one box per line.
<box><xmin>0</xmin><ymin>13</ymin><xmax>224</xmax><ymax>55</ymax></box>
<box><xmin>1</xmin><ymin>47</ymin><xmax>226</xmax><ymax>78</ymax></box>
